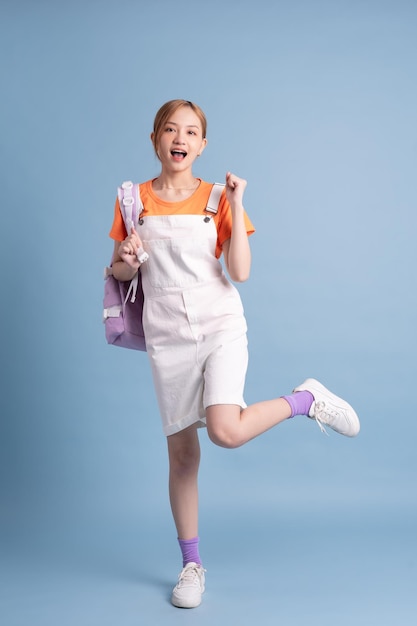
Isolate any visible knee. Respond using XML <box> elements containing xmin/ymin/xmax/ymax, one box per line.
<box><xmin>207</xmin><ymin>424</ymin><xmax>243</xmax><ymax>449</ymax></box>
<box><xmin>169</xmin><ymin>443</ymin><xmax>200</xmax><ymax>476</ymax></box>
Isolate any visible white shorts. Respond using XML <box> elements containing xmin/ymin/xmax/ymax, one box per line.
<box><xmin>147</xmin><ymin>331</ymin><xmax>248</xmax><ymax>436</ymax></box>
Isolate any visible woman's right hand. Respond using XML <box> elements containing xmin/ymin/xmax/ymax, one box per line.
<box><xmin>118</xmin><ymin>226</ymin><xmax>143</xmax><ymax>269</ymax></box>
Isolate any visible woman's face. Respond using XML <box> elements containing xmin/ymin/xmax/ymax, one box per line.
<box><xmin>153</xmin><ymin>106</ymin><xmax>207</xmax><ymax>172</ymax></box>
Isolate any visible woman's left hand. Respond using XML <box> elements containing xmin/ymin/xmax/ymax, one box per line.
<box><xmin>225</xmin><ymin>172</ymin><xmax>247</xmax><ymax>209</ymax></box>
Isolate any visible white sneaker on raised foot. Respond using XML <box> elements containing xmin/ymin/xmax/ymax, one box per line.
<box><xmin>171</xmin><ymin>562</ymin><xmax>206</xmax><ymax>609</ymax></box>
<box><xmin>293</xmin><ymin>378</ymin><xmax>360</xmax><ymax>437</ymax></box>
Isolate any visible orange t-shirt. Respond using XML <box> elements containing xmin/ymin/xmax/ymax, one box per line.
<box><xmin>109</xmin><ymin>179</ymin><xmax>255</xmax><ymax>259</ymax></box>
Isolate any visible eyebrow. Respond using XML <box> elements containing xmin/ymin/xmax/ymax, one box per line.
<box><xmin>165</xmin><ymin>121</ymin><xmax>200</xmax><ymax>129</ymax></box>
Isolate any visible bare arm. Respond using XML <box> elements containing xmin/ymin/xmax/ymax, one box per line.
<box><xmin>222</xmin><ymin>172</ymin><xmax>251</xmax><ymax>283</ymax></box>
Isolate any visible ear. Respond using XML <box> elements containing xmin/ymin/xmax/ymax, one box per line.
<box><xmin>198</xmin><ymin>137</ymin><xmax>208</xmax><ymax>157</ymax></box>
<box><xmin>150</xmin><ymin>132</ymin><xmax>160</xmax><ymax>159</ymax></box>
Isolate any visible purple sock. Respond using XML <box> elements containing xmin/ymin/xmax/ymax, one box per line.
<box><xmin>282</xmin><ymin>390</ymin><xmax>314</xmax><ymax>418</ymax></box>
<box><xmin>178</xmin><ymin>536</ymin><xmax>202</xmax><ymax>567</ymax></box>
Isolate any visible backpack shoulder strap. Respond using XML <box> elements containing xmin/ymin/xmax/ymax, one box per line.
<box><xmin>113</xmin><ymin>181</ymin><xmax>145</xmax><ymax>304</ymax></box>
<box><xmin>205</xmin><ymin>182</ymin><xmax>225</xmax><ymax>215</ymax></box>
<box><xmin>117</xmin><ymin>181</ymin><xmax>144</xmax><ymax>232</ymax></box>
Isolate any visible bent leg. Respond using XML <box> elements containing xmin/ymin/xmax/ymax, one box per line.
<box><xmin>167</xmin><ymin>424</ymin><xmax>201</xmax><ymax>539</ymax></box>
<box><xmin>206</xmin><ymin>379</ymin><xmax>360</xmax><ymax>446</ymax></box>
<box><xmin>206</xmin><ymin>399</ymin><xmax>292</xmax><ymax>449</ymax></box>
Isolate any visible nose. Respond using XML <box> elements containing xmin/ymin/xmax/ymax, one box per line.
<box><xmin>173</xmin><ymin>129</ymin><xmax>186</xmax><ymax>144</ymax></box>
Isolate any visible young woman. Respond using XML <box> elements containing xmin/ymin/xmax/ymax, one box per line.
<box><xmin>109</xmin><ymin>99</ymin><xmax>360</xmax><ymax>609</ymax></box>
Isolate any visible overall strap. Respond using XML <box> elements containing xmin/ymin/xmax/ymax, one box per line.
<box><xmin>205</xmin><ymin>182</ymin><xmax>225</xmax><ymax>214</ymax></box>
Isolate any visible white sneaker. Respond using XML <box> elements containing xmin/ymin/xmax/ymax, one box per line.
<box><xmin>171</xmin><ymin>562</ymin><xmax>206</xmax><ymax>609</ymax></box>
<box><xmin>293</xmin><ymin>378</ymin><xmax>360</xmax><ymax>437</ymax></box>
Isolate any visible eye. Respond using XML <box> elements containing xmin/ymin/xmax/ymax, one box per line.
<box><xmin>165</xmin><ymin>126</ymin><xmax>175</xmax><ymax>133</ymax></box>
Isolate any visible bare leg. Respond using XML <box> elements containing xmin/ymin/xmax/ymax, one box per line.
<box><xmin>206</xmin><ymin>398</ymin><xmax>292</xmax><ymax>449</ymax></box>
<box><xmin>167</xmin><ymin>424</ymin><xmax>201</xmax><ymax>539</ymax></box>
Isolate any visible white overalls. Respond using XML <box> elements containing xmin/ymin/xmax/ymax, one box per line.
<box><xmin>138</xmin><ymin>207</ymin><xmax>249</xmax><ymax>436</ymax></box>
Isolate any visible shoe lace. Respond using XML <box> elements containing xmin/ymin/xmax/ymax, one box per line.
<box><xmin>312</xmin><ymin>400</ymin><xmax>336</xmax><ymax>436</ymax></box>
<box><xmin>177</xmin><ymin>565</ymin><xmax>205</xmax><ymax>589</ymax></box>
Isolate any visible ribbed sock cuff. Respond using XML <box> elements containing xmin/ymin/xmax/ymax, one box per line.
<box><xmin>282</xmin><ymin>390</ymin><xmax>314</xmax><ymax>418</ymax></box>
<box><xmin>178</xmin><ymin>536</ymin><xmax>202</xmax><ymax>567</ymax></box>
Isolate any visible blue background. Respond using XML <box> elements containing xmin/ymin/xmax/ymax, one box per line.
<box><xmin>1</xmin><ymin>0</ymin><xmax>416</xmax><ymax>624</ymax></box>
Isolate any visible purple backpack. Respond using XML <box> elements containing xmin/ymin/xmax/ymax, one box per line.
<box><xmin>103</xmin><ymin>181</ymin><xmax>225</xmax><ymax>351</ymax></box>
<box><xmin>103</xmin><ymin>181</ymin><xmax>147</xmax><ymax>350</ymax></box>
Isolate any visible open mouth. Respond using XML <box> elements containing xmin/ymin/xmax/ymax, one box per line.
<box><xmin>171</xmin><ymin>150</ymin><xmax>187</xmax><ymax>160</ymax></box>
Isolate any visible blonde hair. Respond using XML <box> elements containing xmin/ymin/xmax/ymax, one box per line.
<box><xmin>152</xmin><ymin>99</ymin><xmax>207</xmax><ymax>158</ymax></box>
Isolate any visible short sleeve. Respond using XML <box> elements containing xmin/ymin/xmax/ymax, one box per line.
<box><xmin>109</xmin><ymin>198</ymin><xmax>128</xmax><ymax>241</ymax></box>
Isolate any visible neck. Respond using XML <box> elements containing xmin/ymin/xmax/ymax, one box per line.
<box><xmin>154</xmin><ymin>173</ymin><xmax>199</xmax><ymax>190</ymax></box>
